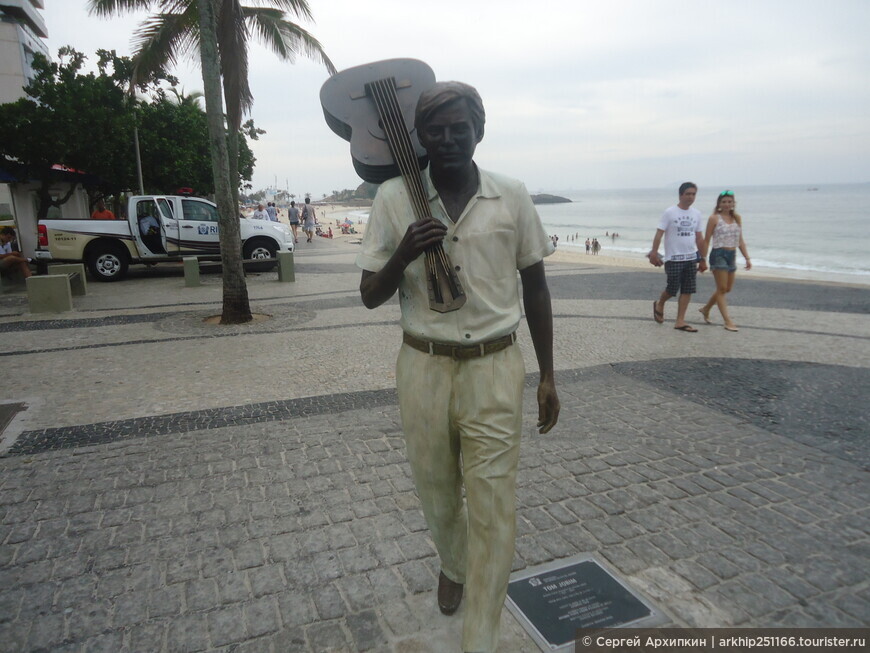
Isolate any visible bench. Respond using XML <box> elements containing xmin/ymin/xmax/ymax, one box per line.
<box><xmin>183</xmin><ymin>252</ymin><xmax>295</xmax><ymax>287</ymax></box>
<box><xmin>26</xmin><ymin>263</ymin><xmax>87</xmax><ymax>313</ymax></box>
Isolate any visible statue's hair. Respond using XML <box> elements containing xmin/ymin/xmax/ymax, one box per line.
<box><xmin>415</xmin><ymin>81</ymin><xmax>485</xmax><ymax>141</ymax></box>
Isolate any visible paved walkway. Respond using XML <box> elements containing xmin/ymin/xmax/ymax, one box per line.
<box><xmin>0</xmin><ymin>238</ymin><xmax>868</xmax><ymax>652</ymax></box>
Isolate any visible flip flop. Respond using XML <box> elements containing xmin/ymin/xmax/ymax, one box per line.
<box><xmin>674</xmin><ymin>325</ymin><xmax>698</xmax><ymax>332</ymax></box>
<box><xmin>698</xmin><ymin>308</ymin><xmax>712</xmax><ymax>324</ymax></box>
<box><xmin>724</xmin><ymin>325</ymin><xmax>739</xmax><ymax>332</ymax></box>
<box><xmin>653</xmin><ymin>301</ymin><xmax>664</xmax><ymax>324</ymax></box>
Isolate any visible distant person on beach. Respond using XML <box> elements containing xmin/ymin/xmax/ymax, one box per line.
<box><xmin>266</xmin><ymin>202</ymin><xmax>278</xmax><ymax>222</ymax></box>
<box><xmin>698</xmin><ymin>190</ymin><xmax>751</xmax><ymax>332</ymax></box>
<box><xmin>585</xmin><ymin>238</ymin><xmax>591</xmax><ymax>254</ymax></box>
<box><xmin>302</xmin><ymin>197</ymin><xmax>316</xmax><ymax>243</ymax></box>
<box><xmin>91</xmin><ymin>199</ymin><xmax>115</xmax><ymax>220</ymax></box>
<box><xmin>356</xmin><ymin>81</ymin><xmax>558</xmax><ymax>653</ymax></box>
<box><xmin>287</xmin><ymin>201</ymin><xmax>300</xmax><ymax>242</ymax></box>
<box><xmin>252</xmin><ymin>203</ymin><xmax>268</xmax><ymax>220</ymax></box>
<box><xmin>0</xmin><ymin>227</ymin><xmax>31</xmax><ymax>279</ymax></box>
<box><xmin>592</xmin><ymin>238</ymin><xmax>600</xmax><ymax>255</ymax></box>
<box><xmin>648</xmin><ymin>182</ymin><xmax>708</xmax><ymax>331</ymax></box>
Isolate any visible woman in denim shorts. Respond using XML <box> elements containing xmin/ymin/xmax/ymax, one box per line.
<box><xmin>699</xmin><ymin>191</ymin><xmax>752</xmax><ymax>332</ymax></box>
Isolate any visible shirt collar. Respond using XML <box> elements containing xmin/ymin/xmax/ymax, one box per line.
<box><xmin>423</xmin><ymin>164</ymin><xmax>501</xmax><ymax>201</ymax></box>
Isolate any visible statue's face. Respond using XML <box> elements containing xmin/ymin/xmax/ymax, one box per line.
<box><xmin>419</xmin><ymin>98</ymin><xmax>479</xmax><ymax>174</ymax></box>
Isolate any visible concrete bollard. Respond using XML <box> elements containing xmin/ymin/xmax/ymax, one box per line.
<box><xmin>48</xmin><ymin>263</ymin><xmax>87</xmax><ymax>296</ymax></box>
<box><xmin>183</xmin><ymin>256</ymin><xmax>200</xmax><ymax>287</ymax></box>
<box><xmin>278</xmin><ymin>251</ymin><xmax>295</xmax><ymax>282</ymax></box>
<box><xmin>26</xmin><ymin>275</ymin><xmax>73</xmax><ymax>313</ymax></box>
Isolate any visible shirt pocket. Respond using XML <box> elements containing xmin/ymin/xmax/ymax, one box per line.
<box><xmin>458</xmin><ymin>228</ymin><xmax>517</xmax><ymax>282</ymax></box>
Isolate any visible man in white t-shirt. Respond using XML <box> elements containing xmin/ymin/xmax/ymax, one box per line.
<box><xmin>648</xmin><ymin>182</ymin><xmax>708</xmax><ymax>331</ymax></box>
<box><xmin>252</xmin><ymin>203</ymin><xmax>269</xmax><ymax>220</ymax></box>
<box><xmin>0</xmin><ymin>227</ymin><xmax>31</xmax><ymax>279</ymax></box>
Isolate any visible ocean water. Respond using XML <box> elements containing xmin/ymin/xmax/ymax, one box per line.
<box><xmin>536</xmin><ymin>183</ymin><xmax>870</xmax><ymax>285</ymax></box>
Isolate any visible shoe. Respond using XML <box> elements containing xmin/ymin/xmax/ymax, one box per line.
<box><xmin>674</xmin><ymin>325</ymin><xmax>698</xmax><ymax>332</ymax></box>
<box><xmin>724</xmin><ymin>324</ymin><xmax>739</xmax><ymax>332</ymax></box>
<box><xmin>438</xmin><ymin>571</ymin><xmax>463</xmax><ymax>615</ymax></box>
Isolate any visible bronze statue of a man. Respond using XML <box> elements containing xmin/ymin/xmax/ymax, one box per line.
<box><xmin>357</xmin><ymin>81</ymin><xmax>559</xmax><ymax>653</ymax></box>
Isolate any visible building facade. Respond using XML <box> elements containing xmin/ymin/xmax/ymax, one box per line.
<box><xmin>0</xmin><ymin>1</ymin><xmax>48</xmax><ymax>220</ymax></box>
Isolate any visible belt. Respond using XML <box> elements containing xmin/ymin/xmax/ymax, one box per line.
<box><xmin>402</xmin><ymin>332</ymin><xmax>516</xmax><ymax>360</ymax></box>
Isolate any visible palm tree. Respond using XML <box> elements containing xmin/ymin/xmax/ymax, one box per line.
<box><xmin>168</xmin><ymin>87</ymin><xmax>204</xmax><ymax>107</ymax></box>
<box><xmin>196</xmin><ymin>0</ymin><xmax>249</xmax><ymax>322</ymax></box>
<box><xmin>89</xmin><ymin>0</ymin><xmax>336</xmax><ymax>323</ymax></box>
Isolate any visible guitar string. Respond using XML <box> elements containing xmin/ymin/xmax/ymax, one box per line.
<box><xmin>369</xmin><ymin>79</ymin><xmax>440</xmax><ymax>291</ymax></box>
<box><xmin>373</xmin><ymin>80</ymin><xmax>442</xmax><ymax>288</ymax></box>
<box><xmin>372</xmin><ymin>80</ymin><xmax>429</xmax><ymax>218</ymax></box>
<box><xmin>381</xmin><ymin>82</ymin><xmax>455</xmax><ymax>277</ymax></box>
<box><xmin>372</xmin><ymin>79</ymin><xmax>455</xmax><ymax>286</ymax></box>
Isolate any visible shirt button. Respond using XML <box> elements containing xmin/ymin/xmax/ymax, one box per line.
<box><xmin>452</xmin><ymin>236</ymin><xmax>459</xmax><ymax>242</ymax></box>
<box><xmin>465</xmin><ymin>333</ymin><xmax>471</xmax><ymax>339</ymax></box>
<box><xmin>454</xmin><ymin>265</ymin><xmax>461</xmax><ymax>271</ymax></box>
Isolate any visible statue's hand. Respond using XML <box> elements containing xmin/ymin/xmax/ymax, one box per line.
<box><xmin>397</xmin><ymin>217</ymin><xmax>447</xmax><ymax>266</ymax></box>
<box><xmin>537</xmin><ymin>376</ymin><xmax>560</xmax><ymax>434</ymax></box>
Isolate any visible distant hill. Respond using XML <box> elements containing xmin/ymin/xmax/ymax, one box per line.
<box><xmin>530</xmin><ymin>193</ymin><xmax>571</xmax><ymax>205</ymax></box>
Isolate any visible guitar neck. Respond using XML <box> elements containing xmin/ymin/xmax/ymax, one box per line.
<box><xmin>366</xmin><ymin>78</ymin><xmax>431</xmax><ymax>223</ymax></box>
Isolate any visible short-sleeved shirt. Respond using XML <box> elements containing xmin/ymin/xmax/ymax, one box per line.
<box><xmin>0</xmin><ymin>241</ymin><xmax>12</xmax><ymax>255</ymax></box>
<box><xmin>139</xmin><ymin>214</ymin><xmax>160</xmax><ymax>236</ymax></box>
<box><xmin>266</xmin><ymin>206</ymin><xmax>278</xmax><ymax>221</ymax></box>
<box><xmin>657</xmin><ymin>205</ymin><xmax>703</xmax><ymax>262</ymax></box>
<box><xmin>252</xmin><ymin>209</ymin><xmax>269</xmax><ymax>220</ymax></box>
<box><xmin>288</xmin><ymin>207</ymin><xmax>300</xmax><ymax>224</ymax></box>
<box><xmin>356</xmin><ymin>166</ymin><xmax>554</xmax><ymax>345</ymax></box>
<box><xmin>91</xmin><ymin>209</ymin><xmax>115</xmax><ymax>220</ymax></box>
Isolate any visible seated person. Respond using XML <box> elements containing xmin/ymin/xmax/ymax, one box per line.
<box><xmin>0</xmin><ymin>227</ymin><xmax>32</xmax><ymax>279</ymax></box>
<box><xmin>91</xmin><ymin>199</ymin><xmax>115</xmax><ymax>220</ymax></box>
<box><xmin>138</xmin><ymin>213</ymin><xmax>165</xmax><ymax>254</ymax></box>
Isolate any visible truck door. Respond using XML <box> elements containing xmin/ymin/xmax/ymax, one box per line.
<box><xmin>131</xmin><ymin>197</ymin><xmax>168</xmax><ymax>257</ymax></box>
<box><xmin>156</xmin><ymin>197</ymin><xmax>181</xmax><ymax>254</ymax></box>
<box><xmin>177</xmin><ymin>198</ymin><xmax>221</xmax><ymax>255</ymax></box>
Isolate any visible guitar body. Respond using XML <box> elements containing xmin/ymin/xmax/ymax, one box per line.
<box><xmin>320</xmin><ymin>59</ymin><xmax>435</xmax><ymax>184</ymax></box>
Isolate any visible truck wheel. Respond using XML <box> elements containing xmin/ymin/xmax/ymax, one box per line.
<box><xmin>87</xmin><ymin>242</ymin><xmax>129</xmax><ymax>281</ymax></box>
<box><xmin>243</xmin><ymin>239</ymin><xmax>278</xmax><ymax>272</ymax></box>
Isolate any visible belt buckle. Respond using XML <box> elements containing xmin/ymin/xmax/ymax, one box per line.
<box><xmin>452</xmin><ymin>345</ymin><xmax>472</xmax><ymax>360</ymax></box>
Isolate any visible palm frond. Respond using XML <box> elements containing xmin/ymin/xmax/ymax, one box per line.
<box><xmin>244</xmin><ymin>7</ymin><xmax>336</xmax><ymax>75</ymax></box>
<box><xmin>130</xmin><ymin>10</ymin><xmax>200</xmax><ymax>87</ymax></box>
<box><xmin>87</xmin><ymin>0</ymin><xmax>154</xmax><ymax>17</ymax></box>
<box><xmin>238</xmin><ymin>0</ymin><xmax>314</xmax><ymax>22</ymax></box>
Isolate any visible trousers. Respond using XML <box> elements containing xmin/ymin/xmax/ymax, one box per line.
<box><xmin>396</xmin><ymin>342</ymin><xmax>525</xmax><ymax>653</ymax></box>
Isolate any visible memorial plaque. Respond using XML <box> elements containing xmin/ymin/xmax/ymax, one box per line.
<box><xmin>505</xmin><ymin>554</ymin><xmax>667</xmax><ymax>651</ymax></box>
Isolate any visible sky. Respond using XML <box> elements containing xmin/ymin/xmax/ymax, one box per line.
<box><xmin>43</xmin><ymin>0</ymin><xmax>870</xmax><ymax>198</ymax></box>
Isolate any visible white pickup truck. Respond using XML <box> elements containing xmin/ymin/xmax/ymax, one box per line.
<box><xmin>33</xmin><ymin>195</ymin><xmax>294</xmax><ymax>281</ymax></box>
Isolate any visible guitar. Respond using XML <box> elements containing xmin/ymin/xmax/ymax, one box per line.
<box><xmin>320</xmin><ymin>58</ymin><xmax>466</xmax><ymax>313</ymax></box>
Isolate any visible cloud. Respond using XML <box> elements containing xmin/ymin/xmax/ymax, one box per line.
<box><xmin>43</xmin><ymin>0</ymin><xmax>870</xmax><ymax>194</ymax></box>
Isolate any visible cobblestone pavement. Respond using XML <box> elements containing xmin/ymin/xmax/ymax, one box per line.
<box><xmin>0</xmin><ymin>240</ymin><xmax>868</xmax><ymax>652</ymax></box>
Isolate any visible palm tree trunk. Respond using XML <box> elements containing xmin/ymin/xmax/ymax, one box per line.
<box><xmin>197</xmin><ymin>0</ymin><xmax>251</xmax><ymax>324</ymax></box>
<box><xmin>227</xmin><ymin>126</ymin><xmax>241</xmax><ymax>216</ymax></box>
